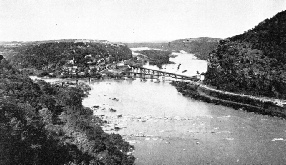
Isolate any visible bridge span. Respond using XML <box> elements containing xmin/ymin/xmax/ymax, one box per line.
<box><xmin>126</xmin><ymin>65</ymin><xmax>199</xmax><ymax>81</ymax></box>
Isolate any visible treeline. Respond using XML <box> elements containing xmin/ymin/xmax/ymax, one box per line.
<box><xmin>0</xmin><ymin>58</ymin><xmax>135</xmax><ymax>164</ymax></box>
<box><xmin>205</xmin><ymin>10</ymin><xmax>286</xmax><ymax>99</ymax></box>
<box><xmin>171</xmin><ymin>81</ymin><xmax>286</xmax><ymax>118</ymax></box>
<box><xmin>167</xmin><ymin>37</ymin><xmax>221</xmax><ymax>60</ymax></box>
<box><xmin>126</xmin><ymin>37</ymin><xmax>220</xmax><ymax>60</ymax></box>
<box><xmin>3</xmin><ymin>41</ymin><xmax>132</xmax><ymax>71</ymax></box>
<box><xmin>134</xmin><ymin>50</ymin><xmax>173</xmax><ymax>68</ymax></box>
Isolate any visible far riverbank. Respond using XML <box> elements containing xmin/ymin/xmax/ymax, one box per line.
<box><xmin>171</xmin><ymin>81</ymin><xmax>286</xmax><ymax>118</ymax></box>
<box><xmin>82</xmin><ymin>78</ymin><xmax>286</xmax><ymax>164</ymax></box>
<box><xmin>30</xmin><ymin>75</ymin><xmax>286</xmax><ymax>164</ymax></box>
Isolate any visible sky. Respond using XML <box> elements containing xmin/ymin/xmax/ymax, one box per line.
<box><xmin>0</xmin><ymin>0</ymin><xmax>285</xmax><ymax>42</ymax></box>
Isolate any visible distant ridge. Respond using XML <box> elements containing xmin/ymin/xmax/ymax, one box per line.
<box><xmin>125</xmin><ymin>37</ymin><xmax>221</xmax><ymax>60</ymax></box>
<box><xmin>0</xmin><ymin>39</ymin><xmax>122</xmax><ymax>45</ymax></box>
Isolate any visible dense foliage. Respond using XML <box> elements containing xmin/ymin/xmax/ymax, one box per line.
<box><xmin>205</xmin><ymin>10</ymin><xmax>286</xmax><ymax>99</ymax></box>
<box><xmin>0</xmin><ymin>58</ymin><xmax>135</xmax><ymax>164</ymax></box>
<box><xmin>134</xmin><ymin>50</ymin><xmax>173</xmax><ymax>68</ymax></box>
<box><xmin>126</xmin><ymin>37</ymin><xmax>220</xmax><ymax>60</ymax></box>
<box><xmin>167</xmin><ymin>37</ymin><xmax>220</xmax><ymax>60</ymax></box>
<box><xmin>2</xmin><ymin>41</ymin><xmax>132</xmax><ymax>72</ymax></box>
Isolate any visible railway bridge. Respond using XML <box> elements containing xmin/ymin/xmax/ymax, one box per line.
<box><xmin>126</xmin><ymin>65</ymin><xmax>199</xmax><ymax>81</ymax></box>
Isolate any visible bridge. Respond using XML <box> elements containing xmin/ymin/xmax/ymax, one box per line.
<box><xmin>125</xmin><ymin>65</ymin><xmax>199</xmax><ymax>81</ymax></box>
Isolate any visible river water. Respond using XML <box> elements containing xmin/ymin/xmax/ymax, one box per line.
<box><xmin>131</xmin><ymin>47</ymin><xmax>208</xmax><ymax>76</ymax></box>
<box><xmin>32</xmin><ymin>49</ymin><xmax>286</xmax><ymax>164</ymax></box>
<box><xmin>82</xmin><ymin>49</ymin><xmax>286</xmax><ymax>165</ymax></box>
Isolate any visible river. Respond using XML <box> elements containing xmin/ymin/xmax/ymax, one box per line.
<box><xmin>32</xmin><ymin>49</ymin><xmax>286</xmax><ymax>164</ymax></box>
<box><xmin>131</xmin><ymin>47</ymin><xmax>207</xmax><ymax>77</ymax></box>
<box><xmin>82</xmin><ymin>49</ymin><xmax>286</xmax><ymax>165</ymax></box>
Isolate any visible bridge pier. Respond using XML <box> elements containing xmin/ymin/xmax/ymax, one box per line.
<box><xmin>128</xmin><ymin>65</ymin><xmax>196</xmax><ymax>82</ymax></box>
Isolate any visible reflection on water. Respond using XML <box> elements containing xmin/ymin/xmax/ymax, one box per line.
<box><xmin>83</xmin><ymin>79</ymin><xmax>286</xmax><ymax>165</ymax></box>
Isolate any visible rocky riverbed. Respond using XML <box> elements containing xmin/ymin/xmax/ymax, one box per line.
<box><xmin>82</xmin><ymin>79</ymin><xmax>286</xmax><ymax>164</ymax></box>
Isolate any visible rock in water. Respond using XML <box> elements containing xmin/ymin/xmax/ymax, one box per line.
<box><xmin>117</xmin><ymin>114</ymin><xmax>123</xmax><ymax>118</ymax></box>
<box><xmin>109</xmin><ymin>108</ymin><xmax>117</xmax><ymax>112</ymax></box>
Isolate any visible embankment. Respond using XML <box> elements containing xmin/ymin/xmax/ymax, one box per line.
<box><xmin>171</xmin><ymin>81</ymin><xmax>286</xmax><ymax>118</ymax></box>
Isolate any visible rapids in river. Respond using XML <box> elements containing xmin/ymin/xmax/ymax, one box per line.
<box><xmin>82</xmin><ymin>78</ymin><xmax>286</xmax><ymax>165</ymax></box>
<box><xmin>82</xmin><ymin>49</ymin><xmax>286</xmax><ymax>164</ymax></box>
<box><xmin>32</xmin><ymin>49</ymin><xmax>286</xmax><ymax>164</ymax></box>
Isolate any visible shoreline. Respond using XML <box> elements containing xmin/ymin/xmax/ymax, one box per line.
<box><xmin>33</xmin><ymin>76</ymin><xmax>286</xmax><ymax>164</ymax></box>
<box><xmin>32</xmin><ymin>75</ymin><xmax>286</xmax><ymax>119</ymax></box>
<box><xmin>171</xmin><ymin>81</ymin><xmax>286</xmax><ymax>119</ymax></box>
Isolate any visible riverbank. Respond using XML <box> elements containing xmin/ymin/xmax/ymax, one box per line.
<box><xmin>33</xmin><ymin>76</ymin><xmax>286</xmax><ymax>164</ymax></box>
<box><xmin>82</xmin><ymin>78</ymin><xmax>286</xmax><ymax>165</ymax></box>
<box><xmin>171</xmin><ymin>81</ymin><xmax>286</xmax><ymax>118</ymax></box>
<box><xmin>1</xmin><ymin>64</ymin><xmax>135</xmax><ymax>164</ymax></box>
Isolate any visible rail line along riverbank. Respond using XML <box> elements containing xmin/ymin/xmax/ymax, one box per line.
<box><xmin>2</xmin><ymin>5</ymin><xmax>286</xmax><ymax>164</ymax></box>
<box><xmin>171</xmin><ymin>81</ymin><xmax>286</xmax><ymax>118</ymax></box>
<box><xmin>82</xmin><ymin>78</ymin><xmax>286</xmax><ymax>165</ymax></box>
<box><xmin>25</xmin><ymin>46</ymin><xmax>286</xmax><ymax>164</ymax></box>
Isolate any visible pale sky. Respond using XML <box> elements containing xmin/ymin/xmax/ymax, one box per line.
<box><xmin>0</xmin><ymin>0</ymin><xmax>285</xmax><ymax>42</ymax></box>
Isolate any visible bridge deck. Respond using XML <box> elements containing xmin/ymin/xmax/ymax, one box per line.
<box><xmin>129</xmin><ymin>65</ymin><xmax>198</xmax><ymax>80</ymax></box>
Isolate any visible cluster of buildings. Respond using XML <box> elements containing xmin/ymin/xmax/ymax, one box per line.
<box><xmin>59</xmin><ymin>54</ymin><xmax>129</xmax><ymax>78</ymax></box>
<box><xmin>60</xmin><ymin>55</ymin><xmax>108</xmax><ymax>77</ymax></box>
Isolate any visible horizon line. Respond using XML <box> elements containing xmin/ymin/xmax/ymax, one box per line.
<box><xmin>0</xmin><ymin>36</ymin><xmax>224</xmax><ymax>44</ymax></box>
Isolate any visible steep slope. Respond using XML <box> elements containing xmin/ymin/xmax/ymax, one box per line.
<box><xmin>0</xmin><ymin>58</ymin><xmax>135</xmax><ymax>164</ymax></box>
<box><xmin>205</xmin><ymin>10</ymin><xmax>286</xmax><ymax>99</ymax></box>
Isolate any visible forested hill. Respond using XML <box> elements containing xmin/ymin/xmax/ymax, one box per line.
<box><xmin>167</xmin><ymin>37</ymin><xmax>221</xmax><ymax>60</ymax></box>
<box><xmin>1</xmin><ymin>40</ymin><xmax>132</xmax><ymax>71</ymax></box>
<box><xmin>205</xmin><ymin>10</ymin><xmax>286</xmax><ymax>99</ymax></box>
<box><xmin>125</xmin><ymin>37</ymin><xmax>221</xmax><ymax>60</ymax></box>
<box><xmin>0</xmin><ymin>57</ymin><xmax>135</xmax><ymax>164</ymax></box>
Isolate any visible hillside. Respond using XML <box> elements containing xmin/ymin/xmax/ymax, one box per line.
<box><xmin>0</xmin><ymin>57</ymin><xmax>135</xmax><ymax>164</ymax></box>
<box><xmin>1</xmin><ymin>40</ymin><xmax>132</xmax><ymax>76</ymax></box>
<box><xmin>205</xmin><ymin>10</ymin><xmax>286</xmax><ymax>99</ymax></box>
<box><xmin>134</xmin><ymin>50</ymin><xmax>173</xmax><ymax>68</ymax></box>
<box><xmin>125</xmin><ymin>37</ymin><xmax>221</xmax><ymax>60</ymax></box>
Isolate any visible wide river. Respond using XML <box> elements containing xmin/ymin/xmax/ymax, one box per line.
<box><xmin>82</xmin><ymin>49</ymin><xmax>286</xmax><ymax>164</ymax></box>
<box><xmin>33</xmin><ymin>49</ymin><xmax>286</xmax><ymax>164</ymax></box>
